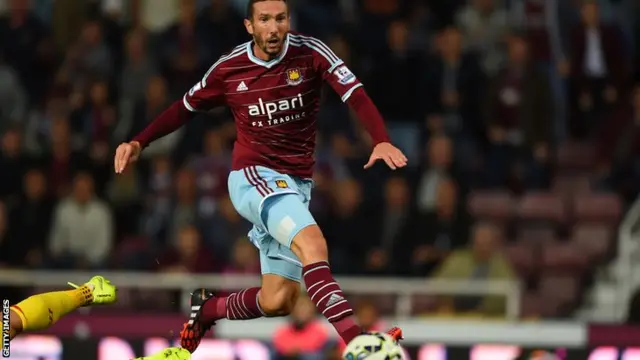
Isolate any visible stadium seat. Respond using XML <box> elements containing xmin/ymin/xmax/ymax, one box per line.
<box><xmin>504</xmin><ymin>242</ymin><xmax>537</xmax><ymax>277</ymax></box>
<box><xmin>556</xmin><ymin>141</ymin><xmax>595</xmax><ymax>172</ymax></box>
<box><xmin>541</xmin><ymin>242</ymin><xmax>589</xmax><ymax>274</ymax></box>
<box><xmin>467</xmin><ymin>191</ymin><xmax>515</xmax><ymax>221</ymax></box>
<box><xmin>520</xmin><ymin>292</ymin><xmax>542</xmax><ymax>318</ymax></box>
<box><xmin>517</xmin><ymin>193</ymin><xmax>566</xmax><ymax>223</ymax></box>
<box><xmin>516</xmin><ymin>226</ymin><xmax>557</xmax><ymax>245</ymax></box>
<box><xmin>538</xmin><ymin>275</ymin><xmax>580</xmax><ymax>308</ymax></box>
<box><xmin>572</xmin><ymin>224</ymin><xmax>614</xmax><ymax>262</ymax></box>
<box><xmin>520</xmin><ymin>291</ymin><xmax>562</xmax><ymax>318</ymax></box>
<box><xmin>552</xmin><ymin>175</ymin><xmax>591</xmax><ymax>197</ymax></box>
<box><xmin>573</xmin><ymin>193</ymin><xmax>622</xmax><ymax>223</ymax></box>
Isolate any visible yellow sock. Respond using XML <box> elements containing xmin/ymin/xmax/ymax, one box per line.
<box><xmin>11</xmin><ymin>285</ymin><xmax>93</xmax><ymax>331</ymax></box>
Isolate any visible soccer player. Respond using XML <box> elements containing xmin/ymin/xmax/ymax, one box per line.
<box><xmin>113</xmin><ymin>0</ymin><xmax>407</xmax><ymax>353</ymax></box>
<box><xmin>7</xmin><ymin>276</ymin><xmax>117</xmax><ymax>340</ymax></box>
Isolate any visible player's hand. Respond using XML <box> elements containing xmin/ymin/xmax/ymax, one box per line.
<box><xmin>114</xmin><ymin>141</ymin><xmax>142</xmax><ymax>174</ymax></box>
<box><xmin>364</xmin><ymin>142</ymin><xmax>408</xmax><ymax>170</ymax></box>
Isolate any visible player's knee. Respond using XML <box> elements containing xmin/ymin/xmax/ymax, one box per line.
<box><xmin>290</xmin><ymin>225</ymin><xmax>328</xmax><ymax>264</ymax></box>
<box><xmin>259</xmin><ymin>278</ymin><xmax>300</xmax><ymax>316</ymax></box>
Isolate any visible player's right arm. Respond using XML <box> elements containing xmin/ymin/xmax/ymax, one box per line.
<box><xmin>114</xmin><ymin>56</ymin><xmax>227</xmax><ymax>173</ymax></box>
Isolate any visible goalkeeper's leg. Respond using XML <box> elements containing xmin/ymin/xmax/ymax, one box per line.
<box><xmin>9</xmin><ymin>275</ymin><xmax>117</xmax><ymax>340</ymax></box>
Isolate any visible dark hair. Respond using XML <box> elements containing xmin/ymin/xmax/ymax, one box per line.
<box><xmin>246</xmin><ymin>0</ymin><xmax>288</xmax><ymax>19</ymax></box>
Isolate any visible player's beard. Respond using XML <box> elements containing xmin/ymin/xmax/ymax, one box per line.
<box><xmin>256</xmin><ymin>34</ymin><xmax>283</xmax><ymax>57</ymax></box>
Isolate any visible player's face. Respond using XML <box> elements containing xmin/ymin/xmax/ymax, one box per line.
<box><xmin>245</xmin><ymin>1</ymin><xmax>290</xmax><ymax>58</ymax></box>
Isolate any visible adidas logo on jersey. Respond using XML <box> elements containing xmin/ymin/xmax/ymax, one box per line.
<box><xmin>325</xmin><ymin>293</ymin><xmax>344</xmax><ymax>307</ymax></box>
<box><xmin>237</xmin><ymin>81</ymin><xmax>248</xmax><ymax>91</ymax></box>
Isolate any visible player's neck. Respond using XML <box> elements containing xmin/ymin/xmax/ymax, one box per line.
<box><xmin>252</xmin><ymin>43</ymin><xmax>280</xmax><ymax>61</ymax></box>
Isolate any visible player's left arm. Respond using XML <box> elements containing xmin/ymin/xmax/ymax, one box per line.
<box><xmin>311</xmin><ymin>39</ymin><xmax>407</xmax><ymax>170</ymax></box>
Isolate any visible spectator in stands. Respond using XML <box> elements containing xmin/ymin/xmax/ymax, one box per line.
<box><xmin>366</xmin><ymin>20</ymin><xmax>423</xmax><ymax>165</ymax></box>
<box><xmin>79</xmin><ymin>80</ymin><xmax>115</xmax><ymax>193</ymax></box>
<box><xmin>364</xmin><ymin>176</ymin><xmax>414</xmax><ymax>275</ymax></box>
<box><xmin>137</xmin><ymin>0</ymin><xmax>179</xmax><ymax>36</ymax></box>
<box><xmin>455</xmin><ymin>0</ymin><xmax>509</xmax><ymax>76</ymax></box>
<box><xmin>569</xmin><ymin>0</ymin><xmax>628</xmax><ymax>138</ymax></box>
<box><xmin>309</xmin><ymin>135</ymin><xmax>350</xmax><ymax>225</ymax></box>
<box><xmin>416</xmin><ymin>135</ymin><xmax>456</xmax><ymax>212</ymax></box>
<box><xmin>169</xmin><ymin>167</ymin><xmax>212</xmax><ymax>247</ymax></box>
<box><xmin>74</xmin><ymin>80</ymin><xmax>115</xmax><ymax>151</ymax></box>
<box><xmin>9</xmin><ymin>168</ymin><xmax>54</xmax><ymax>268</ymax></box>
<box><xmin>483</xmin><ymin>32</ymin><xmax>552</xmax><ymax>190</ymax></box>
<box><xmin>48</xmin><ymin>172</ymin><xmax>113</xmax><ymax>269</ymax></box>
<box><xmin>0</xmin><ymin>54</ymin><xmax>27</xmax><ymax>127</ymax></box>
<box><xmin>423</xmin><ymin>25</ymin><xmax>485</xmax><ymax>152</ymax></box>
<box><xmin>133</xmin><ymin>75</ymin><xmax>182</xmax><ymax>158</ymax></box>
<box><xmin>158</xmin><ymin>0</ymin><xmax>212</xmax><ymax>92</ymax></box>
<box><xmin>596</xmin><ymin>84</ymin><xmax>640</xmax><ymax>199</ymax></box>
<box><xmin>143</xmin><ymin>155</ymin><xmax>173</xmax><ymax>242</ymax></box>
<box><xmin>157</xmin><ymin>224</ymin><xmax>215</xmax><ymax>273</ymax></box>
<box><xmin>190</xmin><ymin>129</ymin><xmax>231</xmax><ymax>224</ymax></box>
<box><xmin>58</xmin><ymin>20</ymin><xmax>112</xmax><ymax>89</ymax></box>
<box><xmin>116</xmin><ymin>28</ymin><xmax>156</xmax><ymax>142</ymax></box>
<box><xmin>106</xmin><ymin>163</ymin><xmax>143</xmax><ymax>238</ymax></box>
<box><xmin>147</xmin><ymin>165</ymin><xmax>205</xmax><ymax>248</ymax></box>
<box><xmin>44</xmin><ymin>116</ymin><xmax>90</xmax><ymax>198</ymax></box>
<box><xmin>507</xmin><ymin>0</ymin><xmax>565</xmax><ymax>74</ymax></box>
<box><xmin>0</xmin><ymin>128</ymin><xmax>30</xmax><ymax>203</ymax></box>
<box><xmin>357</xmin><ymin>0</ymin><xmax>403</xmax><ymax>55</ymax></box>
<box><xmin>399</xmin><ymin>179</ymin><xmax>469</xmax><ymax>276</ymax></box>
<box><xmin>0</xmin><ymin>0</ymin><xmax>53</xmax><ymax>102</ymax></box>
<box><xmin>222</xmin><ymin>237</ymin><xmax>260</xmax><ymax>275</ymax></box>
<box><xmin>272</xmin><ymin>295</ymin><xmax>332</xmax><ymax>360</ymax></box>
<box><xmin>196</xmin><ymin>0</ymin><xmax>246</xmax><ymax>54</ymax></box>
<box><xmin>23</xmin><ymin>96</ymin><xmax>66</xmax><ymax>155</ymax></box>
<box><xmin>323</xmin><ymin>178</ymin><xmax>374</xmax><ymax>274</ymax></box>
<box><xmin>207</xmin><ymin>197</ymin><xmax>250</xmax><ymax>258</ymax></box>
<box><xmin>314</xmin><ymin>133</ymin><xmax>352</xmax><ymax>186</ymax></box>
<box><xmin>433</xmin><ymin>222</ymin><xmax>515</xmax><ymax>316</ymax></box>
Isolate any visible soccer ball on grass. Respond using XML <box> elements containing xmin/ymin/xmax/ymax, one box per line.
<box><xmin>342</xmin><ymin>332</ymin><xmax>404</xmax><ymax>360</ymax></box>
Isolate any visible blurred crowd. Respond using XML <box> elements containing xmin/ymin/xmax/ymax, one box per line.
<box><xmin>0</xmin><ymin>0</ymin><xmax>638</xmax><ymax>319</ymax></box>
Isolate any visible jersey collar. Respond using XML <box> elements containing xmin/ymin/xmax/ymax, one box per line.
<box><xmin>246</xmin><ymin>33</ymin><xmax>290</xmax><ymax>68</ymax></box>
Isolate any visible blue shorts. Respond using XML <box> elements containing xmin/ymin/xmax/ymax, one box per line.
<box><xmin>227</xmin><ymin>165</ymin><xmax>316</xmax><ymax>282</ymax></box>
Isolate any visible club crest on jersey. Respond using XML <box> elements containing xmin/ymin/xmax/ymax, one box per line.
<box><xmin>285</xmin><ymin>68</ymin><xmax>303</xmax><ymax>86</ymax></box>
<box><xmin>275</xmin><ymin>180</ymin><xmax>288</xmax><ymax>188</ymax></box>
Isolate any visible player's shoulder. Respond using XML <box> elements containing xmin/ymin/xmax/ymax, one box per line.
<box><xmin>209</xmin><ymin>41</ymin><xmax>252</xmax><ymax>70</ymax></box>
<box><xmin>287</xmin><ymin>32</ymin><xmax>342</xmax><ymax>66</ymax></box>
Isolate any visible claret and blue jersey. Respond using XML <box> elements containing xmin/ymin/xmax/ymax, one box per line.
<box><xmin>182</xmin><ymin>31</ymin><xmax>363</xmax><ymax>178</ymax></box>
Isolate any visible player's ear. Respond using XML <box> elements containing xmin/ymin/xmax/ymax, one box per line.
<box><xmin>244</xmin><ymin>18</ymin><xmax>254</xmax><ymax>35</ymax></box>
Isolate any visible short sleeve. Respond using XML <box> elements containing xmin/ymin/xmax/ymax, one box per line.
<box><xmin>306</xmin><ymin>37</ymin><xmax>364</xmax><ymax>103</ymax></box>
<box><xmin>182</xmin><ymin>58</ymin><xmax>227</xmax><ymax>112</ymax></box>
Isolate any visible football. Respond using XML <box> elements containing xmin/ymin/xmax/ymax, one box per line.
<box><xmin>342</xmin><ymin>332</ymin><xmax>405</xmax><ymax>360</ymax></box>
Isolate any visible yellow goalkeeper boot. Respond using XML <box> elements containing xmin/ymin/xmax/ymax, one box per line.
<box><xmin>67</xmin><ymin>275</ymin><xmax>118</xmax><ymax>305</ymax></box>
<box><xmin>133</xmin><ymin>347</ymin><xmax>191</xmax><ymax>360</ymax></box>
